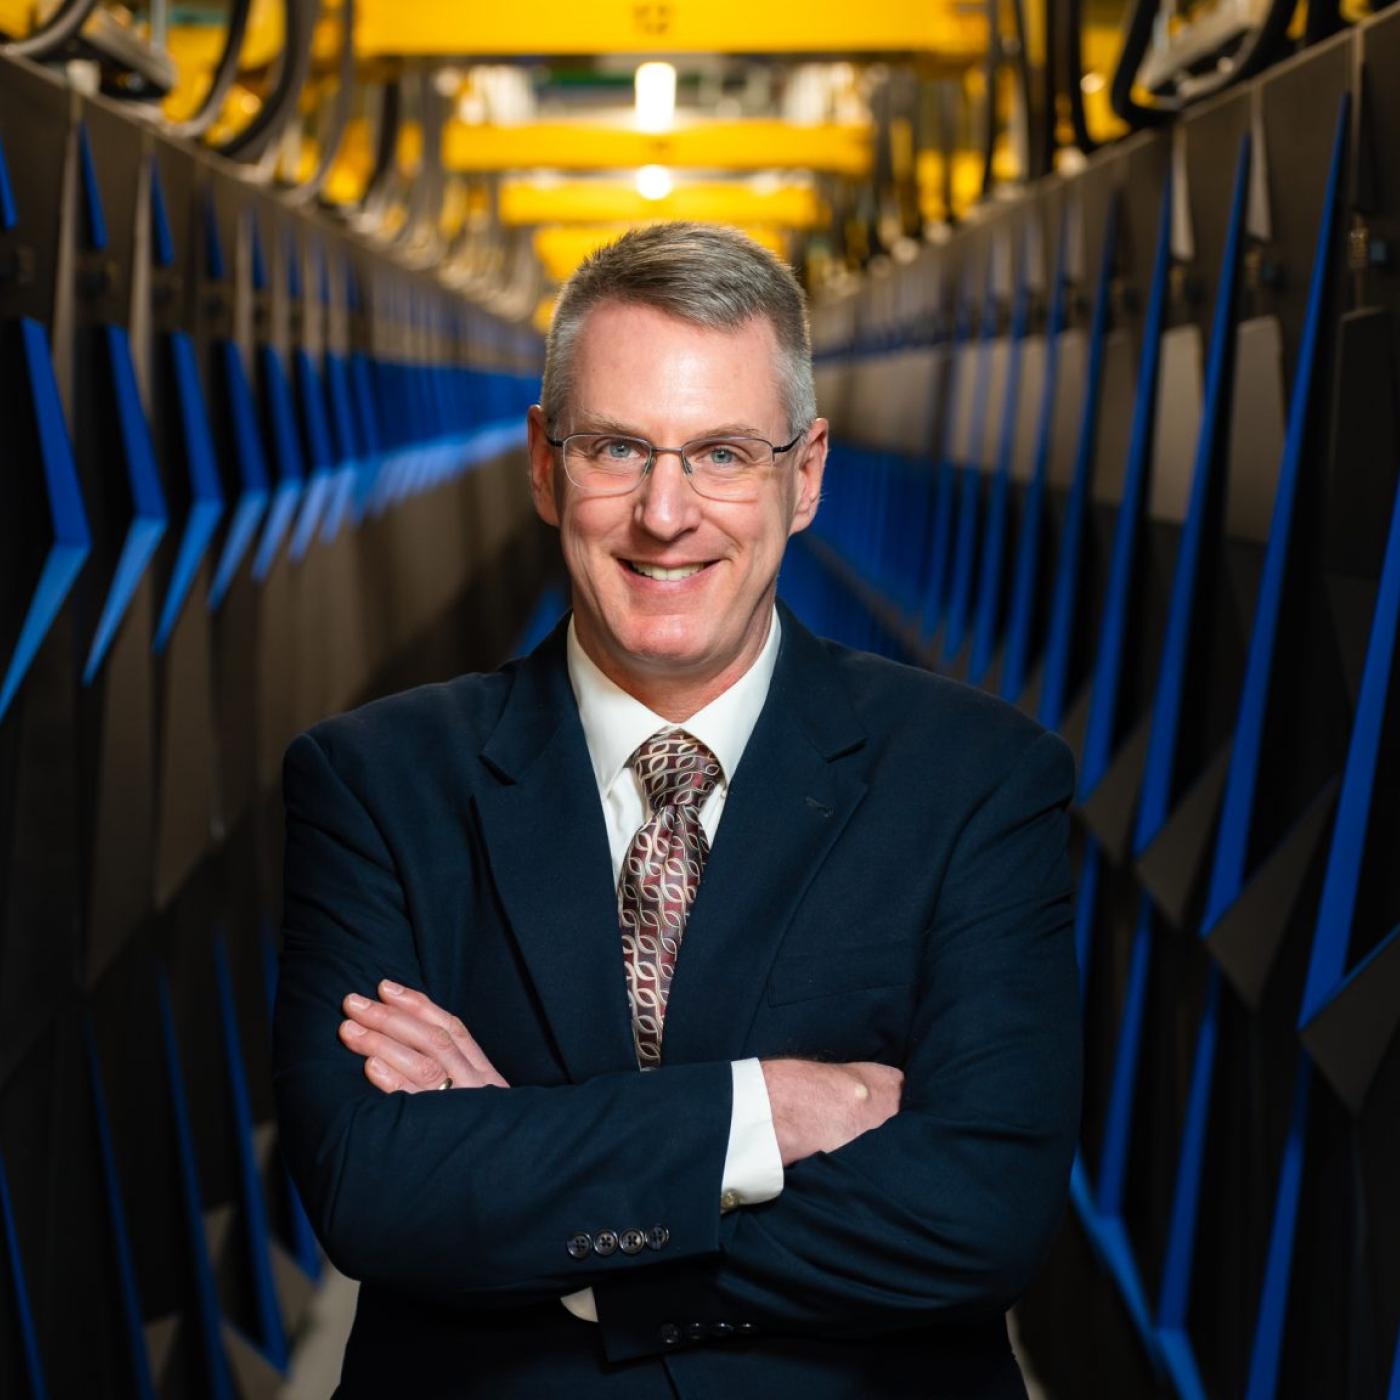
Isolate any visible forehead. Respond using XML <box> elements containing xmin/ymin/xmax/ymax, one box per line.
<box><xmin>567</xmin><ymin>300</ymin><xmax>786</xmax><ymax>432</ymax></box>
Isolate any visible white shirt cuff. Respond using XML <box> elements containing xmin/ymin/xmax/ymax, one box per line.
<box><xmin>720</xmin><ymin>1057</ymin><xmax>784</xmax><ymax>1211</ymax></box>
<box><xmin>558</xmin><ymin>1058</ymin><xmax>784</xmax><ymax>1325</ymax></box>
<box><xmin>561</xmin><ymin>1286</ymin><xmax>598</xmax><ymax>1322</ymax></box>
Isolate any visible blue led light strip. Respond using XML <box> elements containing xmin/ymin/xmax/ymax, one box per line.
<box><xmin>83</xmin><ymin>324</ymin><xmax>169</xmax><ymax>684</ymax></box>
<box><xmin>1135</xmin><ymin>135</ymin><xmax>1252</xmax><ymax>854</ymax></box>
<box><xmin>970</xmin><ymin>236</ymin><xmax>1033</xmax><ymax>683</ymax></box>
<box><xmin>1037</xmin><ymin>197</ymin><xmax>1119</xmax><ymax>733</ymax></box>
<box><xmin>0</xmin><ymin>319</ymin><xmax>92</xmax><ymax>721</ymax></box>
<box><xmin>1201</xmin><ymin>95</ymin><xmax>1350</xmax><ymax>934</ymax></box>
<box><xmin>212</xmin><ymin>933</ymin><xmax>290</xmax><ymax>1370</ymax></box>
<box><xmin>155</xmin><ymin>332</ymin><xmax>225</xmax><ymax>650</ymax></box>
<box><xmin>156</xmin><ymin>964</ymin><xmax>237</xmax><ymax>1399</ymax></box>
<box><xmin>1299</xmin><ymin>327</ymin><xmax>1400</xmax><ymax>1027</ymax></box>
<box><xmin>999</xmin><ymin>206</ymin><xmax>1069</xmax><ymax>703</ymax></box>
<box><xmin>919</xmin><ymin>298</ymin><xmax>972</xmax><ymax>639</ymax></box>
<box><xmin>940</xmin><ymin>273</ymin><xmax>998</xmax><ymax>660</ymax></box>
<box><xmin>82</xmin><ymin>1016</ymin><xmax>157</xmax><ymax>1397</ymax></box>
<box><xmin>207</xmin><ymin>340</ymin><xmax>270</xmax><ymax>609</ymax></box>
<box><xmin>0</xmin><ymin>1149</ymin><xmax>47</xmax><ymax>1397</ymax></box>
<box><xmin>1244</xmin><ymin>1057</ymin><xmax>1311</xmax><ymax>1400</ymax></box>
<box><xmin>1078</xmin><ymin>171</ymin><xmax>1174</xmax><ymax>802</ymax></box>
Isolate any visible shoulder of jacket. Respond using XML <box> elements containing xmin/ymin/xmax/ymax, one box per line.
<box><xmin>295</xmin><ymin>665</ymin><xmax>517</xmax><ymax>774</ymax></box>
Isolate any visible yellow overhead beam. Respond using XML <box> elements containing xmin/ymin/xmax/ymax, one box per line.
<box><xmin>444</xmin><ymin>120</ymin><xmax>872</xmax><ymax>176</ymax></box>
<box><xmin>354</xmin><ymin>0</ymin><xmax>986</xmax><ymax>59</ymax></box>
<box><xmin>500</xmin><ymin>180</ymin><xmax>825</xmax><ymax>229</ymax></box>
<box><xmin>532</xmin><ymin>223</ymin><xmax>788</xmax><ymax>282</ymax></box>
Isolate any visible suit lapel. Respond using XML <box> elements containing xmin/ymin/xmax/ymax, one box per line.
<box><xmin>475</xmin><ymin>619</ymin><xmax>639</xmax><ymax>1083</ymax></box>
<box><xmin>661</xmin><ymin>604</ymin><xmax>869</xmax><ymax>1063</ymax></box>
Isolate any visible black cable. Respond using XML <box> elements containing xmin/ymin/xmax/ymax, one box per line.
<box><xmin>1109</xmin><ymin>0</ymin><xmax>1170</xmax><ymax>127</ymax></box>
<box><xmin>980</xmin><ymin>0</ymin><xmax>1000</xmax><ymax>198</ymax></box>
<box><xmin>283</xmin><ymin>0</ymin><xmax>356</xmax><ymax>203</ymax></box>
<box><xmin>1184</xmin><ymin>0</ymin><xmax>1298</xmax><ymax>95</ymax></box>
<box><xmin>938</xmin><ymin>82</ymin><xmax>957</xmax><ymax>228</ymax></box>
<box><xmin>1060</xmin><ymin>0</ymin><xmax>1096</xmax><ymax>152</ymax></box>
<box><xmin>1008</xmin><ymin>0</ymin><xmax>1040</xmax><ymax>178</ymax></box>
<box><xmin>359</xmin><ymin>78</ymin><xmax>402</xmax><ymax>213</ymax></box>
<box><xmin>1304</xmin><ymin>0</ymin><xmax>1342</xmax><ymax>45</ymax></box>
<box><xmin>980</xmin><ymin>0</ymin><xmax>1038</xmax><ymax>195</ymax></box>
<box><xmin>0</xmin><ymin>0</ymin><xmax>97</xmax><ymax>60</ymax></box>
<box><xmin>1111</xmin><ymin>0</ymin><xmax>1298</xmax><ymax>126</ymax></box>
<box><xmin>215</xmin><ymin>0</ymin><xmax>314</xmax><ymax>162</ymax></box>
<box><xmin>167</xmin><ymin>0</ymin><xmax>253</xmax><ymax>141</ymax></box>
<box><xmin>1039</xmin><ymin>0</ymin><xmax>1060</xmax><ymax>175</ymax></box>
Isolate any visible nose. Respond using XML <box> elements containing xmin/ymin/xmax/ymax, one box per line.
<box><xmin>633</xmin><ymin>447</ymin><xmax>702</xmax><ymax>539</ymax></box>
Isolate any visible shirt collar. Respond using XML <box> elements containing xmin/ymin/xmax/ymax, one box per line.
<box><xmin>566</xmin><ymin>606</ymin><xmax>782</xmax><ymax>795</ymax></box>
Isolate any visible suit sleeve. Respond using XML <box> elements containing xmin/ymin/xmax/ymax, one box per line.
<box><xmin>272</xmin><ymin>729</ymin><xmax>735</xmax><ymax>1307</ymax></box>
<box><xmin>591</xmin><ymin>728</ymin><xmax>1082</xmax><ymax>1361</ymax></box>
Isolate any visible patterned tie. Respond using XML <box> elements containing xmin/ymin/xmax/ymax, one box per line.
<box><xmin>618</xmin><ymin>729</ymin><xmax>722</xmax><ymax>1067</ymax></box>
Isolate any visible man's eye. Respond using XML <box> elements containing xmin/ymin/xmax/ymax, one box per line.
<box><xmin>592</xmin><ymin>438</ymin><xmax>644</xmax><ymax>461</ymax></box>
<box><xmin>694</xmin><ymin>441</ymin><xmax>757</xmax><ymax>469</ymax></box>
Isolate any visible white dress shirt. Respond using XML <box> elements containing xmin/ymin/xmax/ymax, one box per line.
<box><xmin>559</xmin><ymin>607</ymin><xmax>786</xmax><ymax>1322</ymax></box>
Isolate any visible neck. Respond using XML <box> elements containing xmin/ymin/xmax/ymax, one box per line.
<box><xmin>574</xmin><ymin>609</ymin><xmax>774</xmax><ymax>721</ymax></box>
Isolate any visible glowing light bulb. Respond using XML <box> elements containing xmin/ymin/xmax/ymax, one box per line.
<box><xmin>636</xmin><ymin>165</ymin><xmax>673</xmax><ymax>201</ymax></box>
<box><xmin>634</xmin><ymin>62</ymin><xmax>677</xmax><ymax>133</ymax></box>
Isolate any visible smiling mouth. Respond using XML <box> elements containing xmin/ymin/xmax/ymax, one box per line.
<box><xmin>624</xmin><ymin>559</ymin><xmax>713</xmax><ymax>581</ymax></box>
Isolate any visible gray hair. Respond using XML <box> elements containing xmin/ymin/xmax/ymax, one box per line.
<box><xmin>540</xmin><ymin>222</ymin><xmax>816</xmax><ymax>439</ymax></box>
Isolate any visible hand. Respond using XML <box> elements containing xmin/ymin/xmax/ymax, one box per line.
<box><xmin>339</xmin><ymin>980</ymin><xmax>510</xmax><ymax>1094</ymax></box>
<box><xmin>759</xmin><ymin>1058</ymin><xmax>904</xmax><ymax>1167</ymax></box>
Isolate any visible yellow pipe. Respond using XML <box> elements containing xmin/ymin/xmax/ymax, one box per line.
<box><xmin>500</xmin><ymin>179</ymin><xmax>824</xmax><ymax>228</ymax></box>
<box><xmin>353</xmin><ymin>0</ymin><xmax>986</xmax><ymax>59</ymax></box>
<box><xmin>444</xmin><ymin>119</ymin><xmax>872</xmax><ymax>176</ymax></box>
<box><xmin>532</xmin><ymin>222</ymin><xmax>788</xmax><ymax>281</ymax></box>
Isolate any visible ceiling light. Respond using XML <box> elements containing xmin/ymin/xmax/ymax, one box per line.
<box><xmin>635</xmin><ymin>62</ymin><xmax>677</xmax><ymax>133</ymax></box>
<box><xmin>636</xmin><ymin>165</ymin><xmax>673</xmax><ymax>200</ymax></box>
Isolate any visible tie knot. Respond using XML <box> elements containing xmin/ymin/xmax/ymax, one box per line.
<box><xmin>630</xmin><ymin>729</ymin><xmax>721</xmax><ymax>812</ymax></box>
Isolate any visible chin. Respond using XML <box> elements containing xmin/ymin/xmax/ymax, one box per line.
<box><xmin>613</xmin><ymin>619</ymin><xmax>716</xmax><ymax>672</ymax></box>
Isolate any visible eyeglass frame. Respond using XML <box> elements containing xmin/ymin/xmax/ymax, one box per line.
<box><xmin>542</xmin><ymin>426</ymin><xmax>808</xmax><ymax>498</ymax></box>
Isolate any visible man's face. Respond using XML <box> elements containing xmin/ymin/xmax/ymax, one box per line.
<box><xmin>527</xmin><ymin>300</ymin><xmax>827</xmax><ymax>704</ymax></box>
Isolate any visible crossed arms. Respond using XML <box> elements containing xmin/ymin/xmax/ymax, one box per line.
<box><xmin>272</xmin><ymin>726</ymin><xmax>1080</xmax><ymax>1362</ymax></box>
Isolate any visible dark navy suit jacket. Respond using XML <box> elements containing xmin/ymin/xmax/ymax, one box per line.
<box><xmin>273</xmin><ymin>600</ymin><xmax>1081</xmax><ymax>1399</ymax></box>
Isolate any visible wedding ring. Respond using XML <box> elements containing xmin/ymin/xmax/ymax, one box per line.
<box><xmin>436</xmin><ymin>1076</ymin><xmax>453</xmax><ymax>1091</ymax></box>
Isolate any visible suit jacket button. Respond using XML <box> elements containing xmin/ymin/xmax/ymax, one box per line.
<box><xmin>646</xmin><ymin>1224</ymin><xmax>670</xmax><ymax>1250</ymax></box>
<box><xmin>709</xmin><ymin>1321</ymin><xmax>735</xmax><ymax>1340</ymax></box>
<box><xmin>736</xmin><ymin>1321</ymin><xmax>759</xmax><ymax>1336</ymax></box>
<box><xmin>566</xmin><ymin>1233</ymin><xmax>592</xmax><ymax>1260</ymax></box>
<box><xmin>685</xmin><ymin>1321</ymin><xmax>708</xmax><ymax>1342</ymax></box>
<box><xmin>592</xmin><ymin>1229</ymin><xmax>619</xmax><ymax>1257</ymax></box>
<box><xmin>659</xmin><ymin>1322</ymin><xmax>681</xmax><ymax>1346</ymax></box>
<box><xmin>619</xmin><ymin>1228</ymin><xmax>646</xmax><ymax>1254</ymax></box>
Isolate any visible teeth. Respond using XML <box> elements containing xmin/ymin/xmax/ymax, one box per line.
<box><xmin>628</xmin><ymin>561</ymin><xmax>704</xmax><ymax>580</ymax></box>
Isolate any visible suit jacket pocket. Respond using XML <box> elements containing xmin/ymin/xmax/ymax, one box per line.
<box><xmin>765</xmin><ymin>938</ymin><xmax>918</xmax><ymax>1007</ymax></box>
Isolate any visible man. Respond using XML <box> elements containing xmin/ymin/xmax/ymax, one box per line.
<box><xmin>274</xmin><ymin>222</ymin><xmax>1081</xmax><ymax>1399</ymax></box>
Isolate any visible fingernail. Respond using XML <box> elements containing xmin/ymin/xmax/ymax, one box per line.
<box><xmin>342</xmin><ymin>1021</ymin><xmax>365</xmax><ymax>1037</ymax></box>
<box><xmin>853</xmin><ymin>1082</ymin><xmax>869</xmax><ymax>1101</ymax></box>
<box><xmin>346</xmin><ymin>993</ymin><xmax>369</xmax><ymax>1010</ymax></box>
<box><xmin>366</xmin><ymin>1057</ymin><xmax>384</xmax><ymax>1073</ymax></box>
<box><xmin>381</xmin><ymin>980</ymin><xmax>403</xmax><ymax>995</ymax></box>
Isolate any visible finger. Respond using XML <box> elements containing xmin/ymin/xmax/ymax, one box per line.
<box><xmin>343</xmin><ymin>992</ymin><xmax>468</xmax><ymax>1072</ymax></box>
<box><xmin>376</xmin><ymin>981</ymin><xmax>510</xmax><ymax>1087</ymax></box>
<box><xmin>340</xmin><ymin>1018</ymin><xmax>457</xmax><ymax>1092</ymax></box>
<box><xmin>363</xmin><ymin>1054</ymin><xmax>417</xmax><ymax>1094</ymax></box>
<box><xmin>340</xmin><ymin>1008</ymin><xmax>504</xmax><ymax>1092</ymax></box>
<box><xmin>377</xmin><ymin>980</ymin><xmax>507</xmax><ymax>1082</ymax></box>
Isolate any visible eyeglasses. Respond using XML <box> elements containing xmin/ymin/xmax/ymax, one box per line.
<box><xmin>544</xmin><ymin>430</ymin><xmax>806</xmax><ymax>502</ymax></box>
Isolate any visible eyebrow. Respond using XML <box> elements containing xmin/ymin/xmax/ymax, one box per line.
<box><xmin>568</xmin><ymin>414</ymin><xmax>775</xmax><ymax>440</ymax></box>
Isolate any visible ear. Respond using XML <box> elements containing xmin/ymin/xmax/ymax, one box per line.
<box><xmin>786</xmin><ymin>418</ymin><xmax>829</xmax><ymax>537</ymax></box>
<box><xmin>526</xmin><ymin>405</ymin><xmax>562</xmax><ymax>528</ymax></box>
